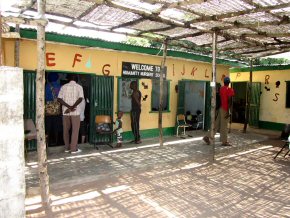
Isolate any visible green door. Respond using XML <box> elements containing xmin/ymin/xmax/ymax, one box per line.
<box><xmin>249</xmin><ymin>82</ymin><xmax>261</xmax><ymax>127</ymax></box>
<box><xmin>89</xmin><ymin>75</ymin><xmax>114</xmax><ymax>144</ymax></box>
<box><xmin>23</xmin><ymin>70</ymin><xmax>37</xmax><ymax>151</ymax></box>
<box><xmin>204</xmin><ymin>81</ymin><xmax>211</xmax><ymax>131</ymax></box>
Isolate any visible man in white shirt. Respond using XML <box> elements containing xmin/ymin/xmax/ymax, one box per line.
<box><xmin>58</xmin><ymin>74</ymin><xmax>84</xmax><ymax>153</ymax></box>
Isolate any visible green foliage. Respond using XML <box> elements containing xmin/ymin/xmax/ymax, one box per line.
<box><xmin>124</xmin><ymin>37</ymin><xmax>153</xmax><ymax>47</ymax></box>
<box><xmin>253</xmin><ymin>57</ymin><xmax>290</xmax><ymax>65</ymax></box>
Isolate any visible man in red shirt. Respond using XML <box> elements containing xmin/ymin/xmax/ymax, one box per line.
<box><xmin>203</xmin><ymin>76</ymin><xmax>235</xmax><ymax>146</ymax></box>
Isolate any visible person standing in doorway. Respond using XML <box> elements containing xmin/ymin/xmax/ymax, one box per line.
<box><xmin>45</xmin><ymin>72</ymin><xmax>62</xmax><ymax>146</ymax></box>
<box><xmin>58</xmin><ymin>74</ymin><xmax>84</xmax><ymax>153</ymax></box>
<box><xmin>130</xmin><ymin>81</ymin><xmax>142</xmax><ymax>144</ymax></box>
<box><xmin>203</xmin><ymin>76</ymin><xmax>235</xmax><ymax>146</ymax></box>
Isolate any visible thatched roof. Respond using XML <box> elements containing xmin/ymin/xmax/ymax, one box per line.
<box><xmin>2</xmin><ymin>0</ymin><xmax>290</xmax><ymax>61</ymax></box>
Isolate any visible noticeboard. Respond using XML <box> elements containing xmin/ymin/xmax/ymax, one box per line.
<box><xmin>122</xmin><ymin>62</ymin><xmax>167</xmax><ymax>79</ymax></box>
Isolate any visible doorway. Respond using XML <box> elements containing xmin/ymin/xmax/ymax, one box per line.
<box><xmin>231</xmin><ymin>82</ymin><xmax>261</xmax><ymax>127</ymax></box>
<box><xmin>231</xmin><ymin>82</ymin><xmax>247</xmax><ymax>124</ymax></box>
<box><xmin>177</xmin><ymin>80</ymin><xmax>206</xmax><ymax>130</ymax></box>
<box><xmin>45</xmin><ymin>72</ymin><xmax>91</xmax><ymax>147</ymax></box>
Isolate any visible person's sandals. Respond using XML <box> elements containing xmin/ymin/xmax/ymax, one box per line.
<box><xmin>221</xmin><ymin>142</ymin><xmax>232</xmax><ymax>146</ymax></box>
<box><xmin>203</xmin><ymin>136</ymin><xmax>210</xmax><ymax>145</ymax></box>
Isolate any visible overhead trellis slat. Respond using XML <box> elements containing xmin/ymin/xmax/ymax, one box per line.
<box><xmin>3</xmin><ymin>0</ymin><xmax>290</xmax><ymax>60</ymax></box>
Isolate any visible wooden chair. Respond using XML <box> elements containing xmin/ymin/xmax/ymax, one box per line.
<box><xmin>24</xmin><ymin>119</ymin><xmax>48</xmax><ymax>156</ymax></box>
<box><xmin>95</xmin><ymin>115</ymin><xmax>113</xmax><ymax>149</ymax></box>
<box><xmin>176</xmin><ymin>114</ymin><xmax>192</xmax><ymax>137</ymax></box>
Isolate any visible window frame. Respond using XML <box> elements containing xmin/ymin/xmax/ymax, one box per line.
<box><xmin>117</xmin><ymin>77</ymin><xmax>138</xmax><ymax>113</ymax></box>
<box><xmin>150</xmin><ymin>79</ymin><xmax>171</xmax><ymax>113</ymax></box>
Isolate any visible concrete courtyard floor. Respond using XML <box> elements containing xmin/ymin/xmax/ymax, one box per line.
<box><xmin>25</xmin><ymin>125</ymin><xmax>290</xmax><ymax>217</ymax></box>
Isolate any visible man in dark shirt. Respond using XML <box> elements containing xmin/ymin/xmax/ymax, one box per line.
<box><xmin>130</xmin><ymin>81</ymin><xmax>142</xmax><ymax>144</ymax></box>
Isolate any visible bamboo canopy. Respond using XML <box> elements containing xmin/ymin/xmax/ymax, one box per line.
<box><xmin>1</xmin><ymin>0</ymin><xmax>290</xmax><ymax>60</ymax></box>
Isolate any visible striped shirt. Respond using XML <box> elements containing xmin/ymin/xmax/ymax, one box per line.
<box><xmin>58</xmin><ymin>81</ymin><xmax>84</xmax><ymax>116</ymax></box>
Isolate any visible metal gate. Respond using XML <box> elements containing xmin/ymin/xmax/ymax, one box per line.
<box><xmin>89</xmin><ymin>75</ymin><xmax>114</xmax><ymax>144</ymax></box>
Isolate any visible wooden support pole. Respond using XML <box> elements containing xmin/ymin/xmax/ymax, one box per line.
<box><xmin>0</xmin><ymin>12</ymin><xmax>3</xmax><ymax>66</ymax></box>
<box><xmin>210</xmin><ymin>31</ymin><xmax>217</xmax><ymax>161</ymax></box>
<box><xmin>159</xmin><ymin>40</ymin><xmax>168</xmax><ymax>147</ymax></box>
<box><xmin>36</xmin><ymin>0</ymin><xmax>51</xmax><ymax>214</ymax></box>
<box><xmin>243</xmin><ymin>59</ymin><xmax>253</xmax><ymax>133</ymax></box>
<box><xmin>14</xmin><ymin>24</ymin><xmax>20</xmax><ymax>67</ymax></box>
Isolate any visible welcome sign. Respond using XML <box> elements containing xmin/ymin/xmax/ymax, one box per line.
<box><xmin>122</xmin><ymin>62</ymin><xmax>167</xmax><ymax>79</ymax></box>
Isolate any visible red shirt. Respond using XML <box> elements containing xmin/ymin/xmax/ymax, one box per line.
<box><xmin>220</xmin><ymin>85</ymin><xmax>235</xmax><ymax>111</ymax></box>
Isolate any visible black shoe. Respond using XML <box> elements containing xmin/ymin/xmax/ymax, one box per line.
<box><xmin>221</xmin><ymin>142</ymin><xmax>232</xmax><ymax>146</ymax></box>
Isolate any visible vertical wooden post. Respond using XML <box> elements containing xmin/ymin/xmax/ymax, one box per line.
<box><xmin>36</xmin><ymin>0</ymin><xmax>51</xmax><ymax>213</ymax></box>
<box><xmin>243</xmin><ymin>59</ymin><xmax>253</xmax><ymax>133</ymax></box>
<box><xmin>15</xmin><ymin>24</ymin><xmax>20</xmax><ymax>67</ymax></box>
<box><xmin>210</xmin><ymin>31</ymin><xmax>217</xmax><ymax>161</ymax></box>
<box><xmin>0</xmin><ymin>12</ymin><xmax>3</xmax><ymax>66</ymax></box>
<box><xmin>159</xmin><ymin>40</ymin><xmax>168</xmax><ymax>147</ymax></box>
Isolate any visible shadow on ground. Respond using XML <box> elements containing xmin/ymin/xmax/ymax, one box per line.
<box><xmin>25</xmin><ymin>128</ymin><xmax>290</xmax><ymax>217</ymax></box>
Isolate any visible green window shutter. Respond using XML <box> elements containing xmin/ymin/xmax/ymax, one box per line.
<box><xmin>249</xmin><ymin>82</ymin><xmax>261</xmax><ymax>127</ymax></box>
<box><xmin>177</xmin><ymin>81</ymin><xmax>186</xmax><ymax>115</ymax></box>
<box><xmin>23</xmin><ymin>70</ymin><xmax>37</xmax><ymax>151</ymax></box>
<box><xmin>204</xmin><ymin>82</ymin><xmax>211</xmax><ymax>131</ymax></box>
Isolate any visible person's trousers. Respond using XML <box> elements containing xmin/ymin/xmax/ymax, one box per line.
<box><xmin>131</xmin><ymin>110</ymin><xmax>141</xmax><ymax>141</ymax></box>
<box><xmin>63</xmin><ymin>115</ymin><xmax>80</xmax><ymax>152</ymax></box>
<box><xmin>209</xmin><ymin>108</ymin><xmax>229</xmax><ymax>143</ymax></box>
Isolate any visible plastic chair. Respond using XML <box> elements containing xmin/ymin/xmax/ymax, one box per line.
<box><xmin>24</xmin><ymin>119</ymin><xmax>38</xmax><ymax>157</ymax></box>
<box><xmin>95</xmin><ymin>115</ymin><xmax>113</xmax><ymax>149</ymax></box>
<box><xmin>176</xmin><ymin>114</ymin><xmax>192</xmax><ymax>137</ymax></box>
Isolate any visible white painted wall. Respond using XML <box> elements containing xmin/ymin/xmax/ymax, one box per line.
<box><xmin>0</xmin><ymin>67</ymin><xmax>25</xmax><ymax>217</ymax></box>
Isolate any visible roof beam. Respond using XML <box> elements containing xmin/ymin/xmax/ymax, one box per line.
<box><xmin>238</xmin><ymin>45</ymin><xmax>290</xmax><ymax>55</ymax></box>
<box><xmin>252</xmin><ymin>47</ymin><xmax>290</xmax><ymax>58</ymax></box>
<box><xmin>169</xmin><ymin>32</ymin><xmax>204</xmax><ymax>40</ymax></box>
<box><xmin>104</xmin><ymin>0</ymin><xmax>187</xmax><ymax>28</ymax></box>
<box><xmin>137</xmin><ymin>26</ymin><xmax>174</xmax><ymax>36</ymax></box>
<box><xmin>2</xmin><ymin>16</ymin><xmax>47</xmax><ymax>26</ymax></box>
<box><xmin>180</xmin><ymin>2</ymin><xmax>290</xmax><ymax>24</ymax></box>
<box><xmin>222</xmin><ymin>17</ymin><xmax>290</xmax><ymax>31</ymax></box>
<box><xmin>242</xmin><ymin>0</ymin><xmax>283</xmax><ymax>20</ymax></box>
<box><xmin>111</xmin><ymin>18</ymin><xmax>145</xmax><ymax>30</ymax></box>
<box><xmin>243</xmin><ymin>33</ymin><xmax>290</xmax><ymax>38</ymax></box>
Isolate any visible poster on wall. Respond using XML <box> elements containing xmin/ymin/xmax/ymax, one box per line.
<box><xmin>122</xmin><ymin>62</ymin><xmax>167</xmax><ymax>79</ymax></box>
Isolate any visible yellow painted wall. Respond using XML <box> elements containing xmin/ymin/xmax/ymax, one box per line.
<box><xmin>4</xmin><ymin>38</ymin><xmax>230</xmax><ymax>131</ymax></box>
<box><xmin>231</xmin><ymin>70</ymin><xmax>290</xmax><ymax>124</ymax></box>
